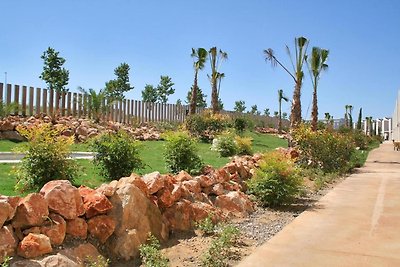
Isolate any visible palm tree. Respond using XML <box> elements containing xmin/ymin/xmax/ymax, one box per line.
<box><xmin>348</xmin><ymin>105</ymin><xmax>354</xmax><ymax>129</ymax></box>
<box><xmin>344</xmin><ymin>105</ymin><xmax>349</xmax><ymax>127</ymax></box>
<box><xmin>190</xmin><ymin>48</ymin><xmax>208</xmax><ymax>115</ymax></box>
<box><xmin>309</xmin><ymin>47</ymin><xmax>329</xmax><ymax>131</ymax></box>
<box><xmin>264</xmin><ymin>37</ymin><xmax>309</xmax><ymax>128</ymax></box>
<box><xmin>78</xmin><ymin>87</ymin><xmax>107</xmax><ymax>123</ymax></box>
<box><xmin>278</xmin><ymin>89</ymin><xmax>289</xmax><ymax>133</ymax></box>
<box><xmin>216</xmin><ymin>72</ymin><xmax>225</xmax><ymax>97</ymax></box>
<box><xmin>209</xmin><ymin>47</ymin><xmax>228</xmax><ymax>114</ymax></box>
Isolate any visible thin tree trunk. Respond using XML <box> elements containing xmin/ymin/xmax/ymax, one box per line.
<box><xmin>190</xmin><ymin>70</ymin><xmax>198</xmax><ymax>115</ymax></box>
<box><xmin>290</xmin><ymin>80</ymin><xmax>302</xmax><ymax>128</ymax></box>
<box><xmin>278</xmin><ymin>98</ymin><xmax>282</xmax><ymax>134</ymax></box>
<box><xmin>311</xmin><ymin>85</ymin><xmax>318</xmax><ymax>131</ymax></box>
<box><xmin>211</xmin><ymin>79</ymin><xmax>219</xmax><ymax>114</ymax></box>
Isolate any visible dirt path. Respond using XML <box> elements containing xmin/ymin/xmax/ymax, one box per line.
<box><xmin>237</xmin><ymin>143</ymin><xmax>400</xmax><ymax>266</ymax></box>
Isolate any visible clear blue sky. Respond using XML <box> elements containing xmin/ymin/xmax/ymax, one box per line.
<box><xmin>1</xmin><ymin>0</ymin><xmax>399</xmax><ymax>119</ymax></box>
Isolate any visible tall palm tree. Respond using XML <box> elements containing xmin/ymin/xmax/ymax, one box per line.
<box><xmin>264</xmin><ymin>37</ymin><xmax>309</xmax><ymax>128</ymax></box>
<box><xmin>344</xmin><ymin>105</ymin><xmax>349</xmax><ymax>127</ymax></box>
<box><xmin>278</xmin><ymin>89</ymin><xmax>289</xmax><ymax>133</ymax></box>
<box><xmin>309</xmin><ymin>47</ymin><xmax>329</xmax><ymax>131</ymax></box>
<box><xmin>209</xmin><ymin>47</ymin><xmax>228</xmax><ymax>114</ymax></box>
<box><xmin>190</xmin><ymin>48</ymin><xmax>208</xmax><ymax>115</ymax></box>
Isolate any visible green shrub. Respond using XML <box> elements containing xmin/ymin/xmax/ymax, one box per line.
<box><xmin>0</xmin><ymin>101</ymin><xmax>19</xmax><ymax>118</ymax></box>
<box><xmin>84</xmin><ymin>255</ymin><xmax>110</xmax><ymax>267</ymax></box>
<box><xmin>14</xmin><ymin>124</ymin><xmax>80</xmax><ymax>192</ymax></box>
<box><xmin>211</xmin><ymin>132</ymin><xmax>237</xmax><ymax>157</ymax></box>
<box><xmin>292</xmin><ymin>124</ymin><xmax>355</xmax><ymax>173</ymax></box>
<box><xmin>233</xmin><ymin>117</ymin><xmax>247</xmax><ymax>134</ymax></box>
<box><xmin>201</xmin><ymin>225</ymin><xmax>239</xmax><ymax>267</ymax></box>
<box><xmin>195</xmin><ymin>214</ymin><xmax>216</xmax><ymax>235</ymax></box>
<box><xmin>235</xmin><ymin>136</ymin><xmax>253</xmax><ymax>155</ymax></box>
<box><xmin>163</xmin><ymin>131</ymin><xmax>203</xmax><ymax>174</ymax></box>
<box><xmin>185</xmin><ymin>110</ymin><xmax>229</xmax><ymax>140</ymax></box>
<box><xmin>139</xmin><ymin>234</ymin><xmax>169</xmax><ymax>267</ymax></box>
<box><xmin>91</xmin><ymin>130</ymin><xmax>144</xmax><ymax>181</ymax></box>
<box><xmin>246</xmin><ymin>151</ymin><xmax>303</xmax><ymax>207</ymax></box>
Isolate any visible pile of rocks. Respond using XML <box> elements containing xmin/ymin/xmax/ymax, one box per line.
<box><xmin>0</xmin><ymin>115</ymin><xmax>161</xmax><ymax>142</ymax></box>
<box><xmin>0</xmin><ymin>154</ymin><xmax>262</xmax><ymax>265</ymax></box>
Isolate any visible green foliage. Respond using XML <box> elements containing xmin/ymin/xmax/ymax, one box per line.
<box><xmin>0</xmin><ymin>102</ymin><xmax>19</xmax><ymax>118</ymax></box>
<box><xmin>91</xmin><ymin>130</ymin><xmax>144</xmax><ymax>181</ymax></box>
<box><xmin>201</xmin><ymin>225</ymin><xmax>239</xmax><ymax>267</ymax></box>
<box><xmin>78</xmin><ymin>87</ymin><xmax>107</xmax><ymax>123</ymax></box>
<box><xmin>156</xmin><ymin>75</ymin><xmax>175</xmax><ymax>103</ymax></box>
<box><xmin>185</xmin><ymin>110</ymin><xmax>230</xmax><ymax>140</ymax></box>
<box><xmin>263</xmin><ymin>108</ymin><xmax>270</xmax><ymax>116</ymax></box>
<box><xmin>235</xmin><ymin>136</ymin><xmax>253</xmax><ymax>155</ymax></box>
<box><xmin>195</xmin><ymin>214</ymin><xmax>216</xmax><ymax>235</ymax></box>
<box><xmin>357</xmin><ymin>108</ymin><xmax>363</xmax><ymax>130</ymax></box>
<box><xmin>105</xmin><ymin>62</ymin><xmax>133</xmax><ymax>100</ymax></box>
<box><xmin>14</xmin><ymin>124</ymin><xmax>79</xmax><ymax>192</ymax></box>
<box><xmin>142</xmin><ymin>84</ymin><xmax>158</xmax><ymax>102</ymax></box>
<box><xmin>293</xmin><ymin>125</ymin><xmax>355</xmax><ymax>173</ymax></box>
<box><xmin>186</xmin><ymin>86</ymin><xmax>207</xmax><ymax>108</ymax></box>
<box><xmin>233</xmin><ymin>117</ymin><xmax>247</xmax><ymax>133</ymax></box>
<box><xmin>233</xmin><ymin>100</ymin><xmax>246</xmax><ymax>113</ymax></box>
<box><xmin>249</xmin><ymin>104</ymin><xmax>258</xmax><ymax>115</ymax></box>
<box><xmin>163</xmin><ymin>131</ymin><xmax>203</xmax><ymax>174</ymax></box>
<box><xmin>39</xmin><ymin>47</ymin><xmax>69</xmax><ymax>93</ymax></box>
<box><xmin>139</xmin><ymin>234</ymin><xmax>169</xmax><ymax>267</ymax></box>
<box><xmin>247</xmin><ymin>151</ymin><xmax>303</xmax><ymax>207</ymax></box>
<box><xmin>211</xmin><ymin>132</ymin><xmax>237</xmax><ymax>157</ymax></box>
<box><xmin>1</xmin><ymin>256</ymin><xmax>11</xmax><ymax>267</ymax></box>
<box><xmin>85</xmin><ymin>255</ymin><xmax>110</xmax><ymax>267</ymax></box>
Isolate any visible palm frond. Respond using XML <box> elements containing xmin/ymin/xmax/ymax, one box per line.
<box><xmin>264</xmin><ymin>48</ymin><xmax>277</xmax><ymax>67</ymax></box>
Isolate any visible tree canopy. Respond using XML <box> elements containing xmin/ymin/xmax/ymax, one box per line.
<box><xmin>39</xmin><ymin>47</ymin><xmax>69</xmax><ymax>93</ymax></box>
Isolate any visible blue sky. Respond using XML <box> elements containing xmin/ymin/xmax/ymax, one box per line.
<box><xmin>1</xmin><ymin>0</ymin><xmax>399</xmax><ymax>119</ymax></box>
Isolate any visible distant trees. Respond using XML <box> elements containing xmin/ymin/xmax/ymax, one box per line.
<box><xmin>264</xmin><ymin>108</ymin><xmax>270</xmax><ymax>116</ymax></box>
<box><xmin>105</xmin><ymin>63</ymin><xmax>133</xmax><ymax>100</ymax></box>
<box><xmin>250</xmin><ymin>105</ymin><xmax>259</xmax><ymax>115</ymax></box>
<box><xmin>142</xmin><ymin>85</ymin><xmax>158</xmax><ymax>103</ymax></box>
<box><xmin>77</xmin><ymin>87</ymin><xmax>107</xmax><ymax>123</ymax></box>
<box><xmin>40</xmin><ymin>47</ymin><xmax>69</xmax><ymax>94</ymax></box>
<box><xmin>141</xmin><ymin>75</ymin><xmax>175</xmax><ymax>103</ymax></box>
<box><xmin>357</xmin><ymin>108</ymin><xmax>363</xmax><ymax>130</ymax></box>
<box><xmin>234</xmin><ymin>100</ymin><xmax>246</xmax><ymax>113</ymax></box>
<box><xmin>186</xmin><ymin>87</ymin><xmax>207</xmax><ymax>108</ymax></box>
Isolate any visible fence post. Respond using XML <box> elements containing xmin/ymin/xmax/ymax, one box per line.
<box><xmin>72</xmin><ymin>93</ymin><xmax>77</xmax><ymax>116</ymax></box>
<box><xmin>61</xmin><ymin>92</ymin><xmax>66</xmax><ymax>116</ymax></box>
<box><xmin>55</xmin><ymin>91</ymin><xmax>60</xmax><ymax>115</ymax></box>
<box><xmin>14</xmin><ymin>85</ymin><xmax>20</xmax><ymax>115</ymax></box>
<box><xmin>78</xmin><ymin>94</ymin><xmax>82</xmax><ymax>118</ymax></box>
<box><xmin>29</xmin><ymin>86</ymin><xmax>34</xmax><ymax>116</ymax></box>
<box><xmin>0</xmin><ymin>83</ymin><xmax>3</xmax><ymax>103</ymax></box>
<box><xmin>48</xmin><ymin>89</ymin><xmax>54</xmax><ymax>116</ymax></box>
<box><xmin>35</xmin><ymin>87</ymin><xmax>41</xmax><ymax>115</ymax></box>
<box><xmin>21</xmin><ymin>86</ymin><xmax>27</xmax><ymax>116</ymax></box>
<box><xmin>6</xmin><ymin>84</ymin><xmax>12</xmax><ymax>105</ymax></box>
<box><xmin>67</xmin><ymin>92</ymin><xmax>72</xmax><ymax>116</ymax></box>
<box><xmin>42</xmin><ymin>89</ymin><xmax>47</xmax><ymax>115</ymax></box>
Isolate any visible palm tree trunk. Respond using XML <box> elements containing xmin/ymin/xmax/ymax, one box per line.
<box><xmin>211</xmin><ymin>79</ymin><xmax>219</xmax><ymax>114</ymax></box>
<box><xmin>278</xmin><ymin>98</ymin><xmax>282</xmax><ymax>134</ymax></box>
<box><xmin>311</xmin><ymin>85</ymin><xmax>318</xmax><ymax>131</ymax></box>
<box><xmin>290</xmin><ymin>80</ymin><xmax>302</xmax><ymax>128</ymax></box>
<box><xmin>190</xmin><ymin>70</ymin><xmax>198</xmax><ymax>115</ymax></box>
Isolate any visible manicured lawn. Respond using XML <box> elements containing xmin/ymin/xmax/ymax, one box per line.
<box><xmin>0</xmin><ymin>131</ymin><xmax>288</xmax><ymax>196</ymax></box>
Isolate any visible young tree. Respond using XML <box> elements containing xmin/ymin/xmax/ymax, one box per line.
<box><xmin>348</xmin><ymin>105</ymin><xmax>354</xmax><ymax>129</ymax></box>
<box><xmin>357</xmin><ymin>108</ymin><xmax>363</xmax><ymax>130</ymax></box>
<box><xmin>40</xmin><ymin>47</ymin><xmax>69</xmax><ymax>94</ymax></box>
<box><xmin>208</xmin><ymin>47</ymin><xmax>228</xmax><ymax>114</ymax></box>
<box><xmin>105</xmin><ymin>63</ymin><xmax>133</xmax><ymax>100</ymax></box>
<box><xmin>156</xmin><ymin>75</ymin><xmax>175</xmax><ymax>103</ymax></box>
<box><xmin>78</xmin><ymin>87</ymin><xmax>107</xmax><ymax>123</ymax></box>
<box><xmin>282</xmin><ymin>112</ymin><xmax>288</xmax><ymax>120</ymax></box>
<box><xmin>264</xmin><ymin>37</ymin><xmax>309</xmax><ymax>128</ymax></box>
<box><xmin>278</xmin><ymin>89</ymin><xmax>289</xmax><ymax>133</ymax></box>
<box><xmin>141</xmin><ymin>84</ymin><xmax>158</xmax><ymax>103</ymax></box>
<box><xmin>234</xmin><ymin>100</ymin><xmax>246</xmax><ymax>113</ymax></box>
<box><xmin>264</xmin><ymin>108</ymin><xmax>270</xmax><ymax>116</ymax></box>
<box><xmin>309</xmin><ymin>47</ymin><xmax>329</xmax><ymax>131</ymax></box>
<box><xmin>250</xmin><ymin>105</ymin><xmax>258</xmax><ymax>115</ymax></box>
<box><xmin>274</xmin><ymin>111</ymin><xmax>279</xmax><ymax>117</ymax></box>
<box><xmin>186</xmin><ymin>86</ymin><xmax>207</xmax><ymax>108</ymax></box>
<box><xmin>190</xmin><ymin>48</ymin><xmax>208</xmax><ymax>114</ymax></box>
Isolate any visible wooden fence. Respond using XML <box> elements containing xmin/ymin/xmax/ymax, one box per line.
<box><xmin>0</xmin><ymin>82</ymin><xmax>281</xmax><ymax>127</ymax></box>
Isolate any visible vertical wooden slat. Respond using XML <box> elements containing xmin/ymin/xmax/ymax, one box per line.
<box><xmin>72</xmin><ymin>93</ymin><xmax>77</xmax><ymax>116</ymax></box>
<box><xmin>110</xmin><ymin>101</ymin><xmax>114</xmax><ymax>122</ymax></box>
<box><xmin>135</xmin><ymin>100</ymin><xmax>139</xmax><ymax>124</ymax></box>
<box><xmin>78</xmin><ymin>94</ymin><xmax>82</xmax><ymax>118</ymax></box>
<box><xmin>55</xmin><ymin>91</ymin><xmax>60</xmax><ymax>114</ymax></box>
<box><xmin>87</xmin><ymin>95</ymin><xmax>92</xmax><ymax>119</ymax></box>
<box><xmin>61</xmin><ymin>92</ymin><xmax>66</xmax><ymax>116</ymax></box>
<box><xmin>42</xmin><ymin>89</ymin><xmax>47</xmax><ymax>115</ymax></box>
<box><xmin>0</xmin><ymin>83</ymin><xmax>3</xmax><ymax>103</ymax></box>
<box><xmin>126</xmin><ymin>99</ymin><xmax>130</xmax><ymax>124</ymax></box>
<box><xmin>29</xmin><ymin>86</ymin><xmax>34</xmax><ymax>116</ymax></box>
<box><xmin>35</xmin><ymin>87</ymin><xmax>41</xmax><ymax>115</ymax></box>
<box><xmin>6</xmin><ymin>84</ymin><xmax>12</xmax><ymax>105</ymax></box>
<box><xmin>82</xmin><ymin>94</ymin><xmax>87</xmax><ymax>117</ymax></box>
<box><xmin>102</xmin><ymin>98</ymin><xmax>107</xmax><ymax>121</ymax></box>
<box><xmin>48</xmin><ymin>89</ymin><xmax>54</xmax><ymax>116</ymax></box>
<box><xmin>141</xmin><ymin>101</ymin><xmax>145</xmax><ymax>123</ymax></box>
<box><xmin>67</xmin><ymin>92</ymin><xmax>72</xmax><ymax>116</ymax></box>
<box><xmin>21</xmin><ymin>86</ymin><xmax>27</xmax><ymax>116</ymax></box>
<box><xmin>118</xmin><ymin>100</ymin><xmax>123</xmax><ymax>123</ymax></box>
<box><xmin>14</xmin><ymin>85</ymin><xmax>20</xmax><ymax>114</ymax></box>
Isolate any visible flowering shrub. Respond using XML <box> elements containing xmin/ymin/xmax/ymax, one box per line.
<box><xmin>185</xmin><ymin>110</ymin><xmax>230</xmax><ymax>140</ymax></box>
<box><xmin>235</xmin><ymin>136</ymin><xmax>253</xmax><ymax>155</ymax></box>
<box><xmin>211</xmin><ymin>132</ymin><xmax>237</xmax><ymax>157</ymax></box>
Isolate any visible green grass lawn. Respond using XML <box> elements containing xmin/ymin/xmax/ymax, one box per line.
<box><xmin>0</xmin><ymin>131</ymin><xmax>287</xmax><ymax>196</ymax></box>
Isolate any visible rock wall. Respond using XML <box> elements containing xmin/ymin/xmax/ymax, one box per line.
<box><xmin>0</xmin><ymin>154</ymin><xmax>261</xmax><ymax>265</ymax></box>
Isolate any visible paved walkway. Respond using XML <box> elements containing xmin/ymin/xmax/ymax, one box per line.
<box><xmin>0</xmin><ymin>152</ymin><xmax>94</xmax><ymax>163</ymax></box>
<box><xmin>238</xmin><ymin>142</ymin><xmax>400</xmax><ymax>267</ymax></box>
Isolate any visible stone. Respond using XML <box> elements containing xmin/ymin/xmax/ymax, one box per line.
<box><xmin>0</xmin><ymin>131</ymin><xmax>25</xmax><ymax>141</ymax></box>
<box><xmin>66</xmin><ymin>217</ymin><xmax>87</xmax><ymax>239</ymax></box>
<box><xmin>142</xmin><ymin>172</ymin><xmax>166</xmax><ymax>194</ymax></box>
<box><xmin>223</xmin><ymin>163</ymin><xmax>237</xmax><ymax>174</ymax></box>
<box><xmin>40</xmin><ymin>180</ymin><xmax>85</xmax><ymax>220</ymax></box>
<box><xmin>117</xmin><ymin>174</ymin><xmax>149</xmax><ymax>197</ymax></box>
<box><xmin>87</xmin><ymin>215</ymin><xmax>116</xmax><ymax>243</ymax></box>
<box><xmin>107</xmin><ymin>184</ymin><xmax>168</xmax><ymax>260</ymax></box>
<box><xmin>17</xmin><ymin>233</ymin><xmax>52</xmax><ymax>259</ymax></box>
<box><xmin>0</xmin><ymin>200</ymin><xmax>14</xmax><ymax>228</ymax></box>
<box><xmin>0</xmin><ymin>120</ymin><xmax>15</xmax><ymax>131</ymax></box>
<box><xmin>40</xmin><ymin>213</ymin><xmax>66</xmax><ymax>246</ymax></box>
<box><xmin>96</xmin><ymin>182</ymin><xmax>117</xmax><ymax>197</ymax></box>
<box><xmin>182</xmin><ymin>180</ymin><xmax>201</xmax><ymax>194</ymax></box>
<box><xmin>190</xmin><ymin>202</ymin><xmax>224</xmax><ymax>223</ymax></box>
<box><xmin>0</xmin><ymin>225</ymin><xmax>18</xmax><ymax>260</ymax></box>
<box><xmin>211</xmin><ymin>183</ymin><xmax>226</xmax><ymax>196</ymax></box>
<box><xmin>222</xmin><ymin>181</ymin><xmax>243</xmax><ymax>192</ymax></box>
<box><xmin>75</xmin><ymin>125</ymin><xmax>88</xmax><ymax>136</ymax></box>
<box><xmin>12</xmin><ymin>193</ymin><xmax>49</xmax><ymax>229</ymax></box>
<box><xmin>9</xmin><ymin>259</ymin><xmax>41</xmax><ymax>267</ymax></box>
<box><xmin>59</xmin><ymin>243</ymin><xmax>102</xmax><ymax>266</ymax></box>
<box><xmin>176</xmin><ymin>171</ymin><xmax>192</xmax><ymax>182</ymax></box>
<box><xmin>214</xmin><ymin>191</ymin><xmax>254</xmax><ymax>216</ymax></box>
<box><xmin>61</xmin><ymin>129</ymin><xmax>74</xmax><ymax>137</ymax></box>
<box><xmin>79</xmin><ymin>186</ymin><xmax>113</xmax><ymax>218</ymax></box>
<box><xmin>214</xmin><ymin>168</ymin><xmax>231</xmax><ymax>183</ymax></box>
<box><xmin>22</xmin><ymin>227</ymin><xmax>41</xmax><ymax>236</ymax></box>
<box><xmin>197</xmin><ymin>174</ymin><xmax>217</xmax><ymax>188</ymax></box>
<box><xmin>39</xmin><ymin>254</ymin><xmax>79</xmax><ymax>267</ymax></box>
<box><xmin>163</xmin><ymin>199</ymin><xmax>193</xmax><ymax>231</ymax></box>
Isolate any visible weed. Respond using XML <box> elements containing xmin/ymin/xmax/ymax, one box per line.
<box><xmin>139</xmin><ymin>234</ymin><xmax>169</xmax><ymax>267</ymax></box>
<box><xmin>84</xmin><ymin>255</ymin><xmax>110</xmax><ymax>267</ymax></box>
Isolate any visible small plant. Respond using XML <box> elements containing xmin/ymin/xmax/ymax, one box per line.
<box><xmin>85</xmin><ymin>255</ymin><xmax>110</xmax><ymax>267</ymax></box>
<box><xmin>139</xmin><ymin>234</ymin><xmax>169</xmax><ymax>267</ymax></box>
<box><xmin>201</xmin><ymin>225</ymin><xmax>239</xmax><ymax>267</ymax></box>
<box><xmin>1</xmin><ymin>256</ymin><xmax>11</xmax><ymax>267</ymax></box>
<box><xmin>185</xmin><ymin>110</ymin><xmax>229</xmax><ymax>140</ymax></box>
<box><xmin>14</xmin><ymin>124</ymin><xmax>80</xmax><ymax>192</ymax></box>
<box><xmin>235</xmin><ymin>136</ymin><xmax>253</xmax><ymax>155</ymax></box>
<box><xmin>0</xmin><ymin>101</ymin><xmax>19</xmax><ymax>118</ymax></box>
<box><xmin>233</xmin><ymin>117</ymin><xmax>247</xmax><ymax>134</ymax></box>
<box><xmin>246</xmin><ymin>151</ymin><xmax>303</xmax><ymax>207</ymax></box>
<box><xmin>91</xmin><ymin>130</ymin><xmax>144</xmax><ymax>181</ymax></box>
<box><xmin>163</xmin><ymin>131</ymin><xmax>203</xmax><ymax>174</ymax></box>
<box><xmin>195</xmin><ymin>214</ymin><xmax>216</xmax><ymax>235</ymax></box>
<box><xmin>211</xmin><ymin>132</ymin><xmax>237</xmax><ymax>157</ymax></box>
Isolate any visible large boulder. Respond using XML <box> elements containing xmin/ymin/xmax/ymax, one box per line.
<box><xmin>0</xmin><ymin>120</ymin><xmax>15</xmax><ymax>131</ymax></box>
<box><xmin>66</xmin><ymin>217</ymin><xmax>87</xmax><ymax>239</ymax></box>
<box><xmin>0</xmin><ymin>199</ymin><xmax>15</xmax><ymax>228</ymax></box>
<box><xmin>162</xmin><ymin>199</ymin><xmax>192</xmax><ymax>231</ymax></box>
<box><xmin>87</xmin><ymin>215</ymin><xmax>116</xmax><ymax>243</ymax></box>
<box><xmin>59</xmin><ymin>243</ymin><xmax>103</xmax><ymax>266</ymax></box>
<box><xmin>17</xmin><ymin>233</ymin><xmax>52</xmax><ymax>259</ymax></box>
<box><xmin>117</xmin><ymin>174</ymin><xmax>149</xmax><ymax>197</ymax></box>
<box><xmin>78</xmin><ymin>186</ymin><xmax>113</xmax><ymax>218</ymax></box>
<box><xmin>12</xmin><ymin>194</ymin><xmax>49</xmax><ymax>229</ymax></box>
<box><xmin>39</xmin><ymin>180</ymin><xmax>85</xmax><ymax>220</ymax></box>
<box><xmin>107</xmin><ymin>183</ymin><xmax>169</xmax><ymax>260</ymax></box>
<box><xmin>40</xmin><ymin>213</ymin><xmax>66</xmax><ymax>246</ymax></box>
<box><xmin>214</xmin><ymin>191</ymin><xmax>254</xmax><ymax>216</ymax></box>
<box><xmin>38</xmin><ymin>254</ymin><xmax>79</xmax><ymax>267</ymax></box>
<box><xmin>0</xmin><ymin>225</ymin><xmax>18</xmax><ymax>261</ymax></box>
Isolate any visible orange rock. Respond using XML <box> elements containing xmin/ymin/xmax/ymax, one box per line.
<box><xmin>142</xmin><ymin>172</ymin><xmax>166</xmax><ymax>194</ymax></box>
<box><xmin>66</xmin><ymin>217</ymin><xmax>88</xmax><ymax>239</ymax></box>
<box><xmin>0</xmin><ymin>225</ymin><xmax>18</xmax><ymax>260</ymax></box>
<box><xmin>182</xmin><ymin>180</ymin><xmax>201</xmax><ymax>194</ymax></box>
<box><xmin>79</xmin><ymin>186</ymin><xmax>113</xmax><ymax>218</ymax></box>
<box><xmin>214</xmin><ymin>191</ymin><xmax>254</xmax><ymax>217</ymax></box>
<box><xmin>17</xmin><ymin>233</ymin><xmax>52</xmax><ymax>258</ymax></box>
<box><xmin>87</xmin><ymin>215</ymin><xmax>116</xmax><ymax>243</ymax></box>
<box><xmin>40</xmin><ymin>213</ymin><xmax>66</xmax><ymax>246</ymax></box>
<box><xmin>12</xmin><ymin>193</ymin><xmax>49</xmax><ymax>229</ymax></box>
<box><xmin>197</xmin><ymin>174</ymin><xmax>217</xmax><ymax>188</ymax></box>
<box><xmin>162</xmin><ymin>199</ymin><xmax>193</xmax><ymax>231</ymax></box>
<box><xmin>0</xmin><ymin>196</ymin><xmax>20</xmax><ymax>227</ymax></box>
<box><xmin>117</xmin><ymin>174</ymin><xmax>149</xmax><ymax>197</ymax></box>
<box><xmin>40</xmin><ymin>180</ymin><xmax>85</xmax><ymax>220</ymax></box>
<box><xmin>176</xmin><ymin>170</ymin><xmax>192</xmax><ymax>182</ymax></box>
